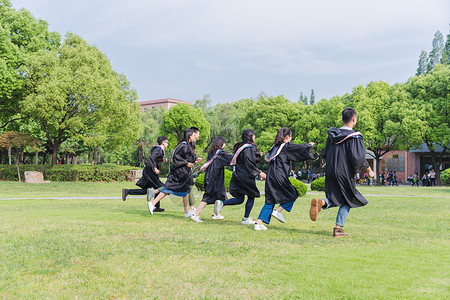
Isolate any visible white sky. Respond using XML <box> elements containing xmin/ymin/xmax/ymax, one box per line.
<box><xmin>11</xmin><ymin>0</ymin><xmax>450</xmax><ymax>104</ymax></box>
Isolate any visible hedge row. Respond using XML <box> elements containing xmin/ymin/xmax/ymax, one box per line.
<box><xmin>441</xmin><ymin>169</ymin><xmax>450</xmax><ymax>186</ymax></box>
<box><xmin>310</xmin><ymin>176</ymin><xmax>326</xmax><ymax>191</ymax></box>
<box><xmin>0</xmin><ymin>164</ymin><xmax>138</xmax><ymax>182</ymax></box>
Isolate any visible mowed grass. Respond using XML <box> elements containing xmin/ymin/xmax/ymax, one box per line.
<box><xmin>0</xmin><ymin>181</ymin><xmax>449</xmax><ymax>298</ymax></box>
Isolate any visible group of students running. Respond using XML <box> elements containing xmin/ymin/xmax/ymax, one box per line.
<box><xmin>123</xmin><ymin>126</ymin><xmax>315</xmax><ymax>231</ymax></box>
<box><xmin>122</xmin><ymin>108</ymin><xmax>376</xmax><ymax>235</ymax></box>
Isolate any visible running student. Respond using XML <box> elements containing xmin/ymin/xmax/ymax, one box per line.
<box><xmin>254</xmin><ymin>127</ymin><xmax>315</xmax><ymax>231</ymax></box>
<box><xmin>148</xmin><ymin>129</ymin><xmax>202</xmax><ymax>217</ymax></box>
<box><xmin>191</xmin><ymin>137</ymin><xmax>233</xmax><ymax>223</ymax></box>
<box><xmin>309</xmin><ymin>108</ymin><xmax>375</xmax><ymax>237</ymax></box>
<box><xmin>122</xmin><ymin>136</ymin><xmax>168</xmax><ymax>212</ymax></box>
<box><xmin>187</xmin><ymin>126</ymin><xmax>200</xmax><ymax>211</ymax></box>
<box><xmin>214</xmin><ymin>129</ymin><xmax>266</xmax><ymax>225</ymax></box>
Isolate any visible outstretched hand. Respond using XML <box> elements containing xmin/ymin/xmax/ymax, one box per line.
<box><xmin>195</xmin><ymin>157</ymin><xmax>202</xmax><ymax>163</ymax></box>
<box><xmin>309</xmin><ymin>142</ymin><xmax>316</xmax><ymax>146</ymax></box>
<box><xmin>368</xmin><ymin>170</ymin><xmax>375</xmax><ymax>178</ymax></box>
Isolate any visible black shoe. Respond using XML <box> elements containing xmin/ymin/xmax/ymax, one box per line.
<box><xmin>153</xmin><ymin>207</ymin><xmax>165</xmax><ymax>212</ymax></box>
<box><xmin>122</xmin><ymin>189</ymin><xmax>128</xmax><ymax>201</ymax></box>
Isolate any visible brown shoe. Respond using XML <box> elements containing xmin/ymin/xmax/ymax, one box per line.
<box><xmin>333</xmin><ymin>227</ymin><xmax>349</xmax><ymax>237</ymax></box>
<box><xmin>122</xmin><ymin>189</ymin><xmax>128</xmax><ymax>201</ymax></box>
<box><xmin>309</xmin><ymin>198</ymin><xmax>323</xmax><ymax>221</ymax></box>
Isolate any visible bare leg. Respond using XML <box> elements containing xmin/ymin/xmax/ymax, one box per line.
<box><xmin>152</xmin><ymin>192</ymin><xmax>167</xmax><ymax>206</ymax></box>
<box><xmin>276</xmin><ymin>206</ymin><xmax>284</xmax><ymax>213</ymax></box>
<box><xmin>194</xmin><ymin>202</ymin><xmax>207</xmax><ymax>216</ymax></box>
<box><xmin>182</xmin><ymin>195</ymin><xmax>190</xmax><ymax>213</ymax></box>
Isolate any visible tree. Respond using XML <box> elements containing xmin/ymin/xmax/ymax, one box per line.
<box><xmin>0</xmin><ymin>131</ymin><xmax>40</xmax><ymax>180</ymax></box>
<box><xmin>416</xmin><ymin>50</ymin><xmax>429</xmax><ymax>76</ymax></box>
<box><xmin>0</xmin><ymin>0</ymin><xmax>60</xmax><ymax>128</ymax></box>
<box><xmin>293</xmin><ymin>96</ymin><xmax>345</xmax><ymax>172</ymax></box>
<box><xmin>404</xmin><ymin>64</ymin><xmax>450</xmax><ymax>184</ymax></box>
<box><xmin>310</xmin><ymin>89</ymin><xmax>315</xmax><ymax>105</ymax></box>
<box><xmin>299</xmin><ymin>92</ymin><xmax>308</xmax><ymax>105</ymax></box>
<box><xmin>350</xmin><ymin>81</ymin><xmax>412</xmax><ymax>183</ymax></box>
<box><xmin>21</xmin><ymin>33</ymin><xmax>142</xmax><ymax>166</ymax></box>
<box><xmin>159</xmin><ymin>103</ymin><xmax>210</xmax><ymax>150</ymax></box>
<box><xmin>441</xmin><ymin>27</ymin><xmax>450</xmax><ymax>65</ymax></box>
<box><xmin>427</xmin><ymin>31</ymin><xmax>444</xmax><ymax>72</ymax></box>
<box><xmin>241</xmin><ymin>95</ymin><xmax>301</xmax><ymax>152</ymax></box>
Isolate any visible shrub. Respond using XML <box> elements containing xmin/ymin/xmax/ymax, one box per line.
<box><xmin>441</xmin><ymin>169</ymin><xmax>450</xmax><ymax>186</ymax></box>
<box><xmin>0</xmin><ymin>164</ymin><xmax>137</xmax><ymax>182</ymax></box>
<box><xmin>289</xmin><ymin>177</ymin><xmax>308</xmax><ymax>197</ymax></box>
<box><xmin>310</xmin><ymin>176</ymin><xmax>326</xmax><ymax>191</ymax></box>
<box><xmin>195</xmin><ymin>169</ymin><xmax>233</xmax><ymax>192</ymax></box>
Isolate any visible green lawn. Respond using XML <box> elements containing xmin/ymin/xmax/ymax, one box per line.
<box><xmin>0</xmin><ymin>181</ymin><xmax>449</xmax><ymax>298</ymax></box>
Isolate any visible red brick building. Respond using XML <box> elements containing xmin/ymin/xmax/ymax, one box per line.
<box><xmin>374</xmin><ymin>145</ymin><xmax>449</xmax><ymax>183</ymax></box>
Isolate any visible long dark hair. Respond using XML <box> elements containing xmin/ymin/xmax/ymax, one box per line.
<box><xmin>273</xmin><ymin>127</ymin><xmax>292</xmax><ymax>145</ymax></box>
<box><xmin>209</xmin><ymin>136</ymin><xmax>226</xmax><ymax>156</ymax></box>
<box><xmin>233</xmin><ymin>129</ymin><xmax>259</xmax><ymax>153</ymax></box>
<box><xmin>180</xmin><ymin>129</ymin><xmax>195</xmax><ymax>153</ymax></box>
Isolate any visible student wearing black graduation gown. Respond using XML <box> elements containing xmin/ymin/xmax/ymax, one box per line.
<box><xmin>188</xmin><ymin>126</ymin><xmax>200</xmax><ymax>211</ymax></box>
<box><xmin>148</xmin><ymin>129</ymin><xmax>202</xmax><ymax>217</ymax></box>
<box><xmin>254</xmin><ymin>128</ymin><xmax>315</xmax><ymax>231</ymax></box>
<box><xmin>121</xmin><ymin>136</ymin><xmax>168</xmax><ymax>212</ymax></box>
<box><xmin>214</xmin><ymin>129</ymin><xmax>266</xmax><ymax>225</ymax></box>
<box><xmin>309</xmin><ymin>108</ymin><xmax>375</xmax><ymax>237</ymax></box>
<box><xmin>191</xmin><ymin>137</ymin><xmax>233</xmax><ymax>222</ymax></box>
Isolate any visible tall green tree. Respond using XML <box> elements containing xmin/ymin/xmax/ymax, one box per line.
<box><xmin>427</xmin><ymin>30</ymin><xmax>445</xmax><ymax>72</ymax></box>
<box><xmin>241</xmin><ymin>95</ymin><xmax>301</xmax><ymax>151</ymax></box>
<box><xmin>404</xmin><ymin>64</ymin><xmax>450</xmax><ymax>184</ymax></box>
<box><xmin>159</xmin><ymin>103</ymin><xmax>210</xmax><ymax>151</ymax></box>
<box><xmin>299</xmin><ymin>92</ymin><xmax>308</xmax><ymax>105</ymax></box>
<box><xmin>350</xmin><ymin>81</ymin><xmax>413</xmax><ymax>183</ymax></box>
<box><xmin>0</xmin><ymin>0</ymin><xmax>60</xmax><ymax>128</ymax></box>
<box><xmin>21</xmin><ymin>33</ymin><xmax>142</xmax><ymax>166</ymax></box>
<box><xmin>441</xmin><ymin>28</ymin><xmax>450</xmax><ymax>65</ymax></box>
<box><xmin>416</xmin><ymin>50</ymin><xmax>429</xmax><ymax>76</ymax></box>
<box><xmin>309</xmin><ymin>89</ymin><xmax>315</xmax><ymax>105</ymax></box>
<box><xmin>293</xmin><ymin>96</ymin><xmax>345</xmax><ymax>171</ymax></box>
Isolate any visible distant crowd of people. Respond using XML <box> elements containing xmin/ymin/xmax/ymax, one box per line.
<box><xmin>407</xmin><ymin>170</ymin><xmax>436</xmax><ymax>187</ymax></box>
<box><xmin>289</xmin><ymin>169</ymin><xmax>323</xmax><ymax>183</ymax></box>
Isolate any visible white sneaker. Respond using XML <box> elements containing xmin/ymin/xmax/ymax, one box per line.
<box><xmin>147</xmin><ymin>202</ymin><xmax>155</xmax><ymax>215</ymax></box>
<box><xmin>146</xmin><ymin>188</ymin><xmax>154</xmax><ymax>202</ymax></box>
<box><xmin>271</xmin><ymin>210</ymin><xmax>286</xmax><ymax>223</ymax></box>
<box><xmin>214</xmin><ymin>200</ymin><xmax>223</xmax><ymax>215</ymax></box>
<box><xmin>184</xmin><ymin>209</ymin><xmax>195</xmax><ymax>218</ymax></box>
<box><xmin>211</xmin><ymin>214</ymin><xmax>224</xmax><ymax>220</ymax></box>
<box><xmin>191</xmin><ymin>215</ymin><xmax>203</xmax><ymax>223</ymax></box>
<box><xmin>241</xmin><ymin>218</ymin><xmax>256</xmax><ymax>225</ymax></box>
<box><xmin>253</xmin><ymin>223</ymin><xmax>267</xmax><ymax>230</ymax></box>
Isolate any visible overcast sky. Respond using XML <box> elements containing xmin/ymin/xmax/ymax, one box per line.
<box><xmin>11</xmin><ymin>0</ymin><xmax>450</xmax><ymax>104</ymax></box>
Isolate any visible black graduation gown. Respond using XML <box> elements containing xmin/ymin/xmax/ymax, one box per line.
<box><xmin>164</xmin><ymin>143</ymin><xmax>196</xmax><ymax>193</ymax></box>
<box><xmin>136</xmin><ymin>146</ymin><xmax>165</xmax><ymax>189</ymax></box>
<box><xmin>202</xmin><ymin>150</ymin><xmax>233</xmax><ymax>204</ymax></box>
<box><xmin>229</xmin><ymin>147</ymin><xmax>262</xmax><ymax>198</ymax></box>
<box><xmin>323</xmin><ymin>127</ymin><xmax>370</xmax><ymax>208</ymax></box>
<box><xmin>265</xmin><ymin>143</ymin><xmax>314</xmax><ymax>204</ymax></box>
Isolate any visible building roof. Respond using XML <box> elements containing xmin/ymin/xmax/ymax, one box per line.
<box><xmin>138</xmin><ymin>98</ymin><xmax>193</xmax><ymax>106</ymax></box>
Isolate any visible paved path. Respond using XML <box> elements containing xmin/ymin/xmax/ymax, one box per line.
<box><xmin>1</xmin><ymin>192</ymin><xmax>449</xmax><ymax>201</ymax></box>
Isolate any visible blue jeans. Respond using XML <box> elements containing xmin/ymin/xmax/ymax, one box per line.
<box><xmin>223</xmin><ymin>194</ymin><xmax>254</xmax><ymax>218</ymax></box>
<box><xmin>258</xmin><ymin>201</ymin><xmax>295</xmax><ymax>224</ymax></box>
<box><xmin>323</xmin><ymin>198</ymin><xmax>350</xmax><ymax>227</ymax></box>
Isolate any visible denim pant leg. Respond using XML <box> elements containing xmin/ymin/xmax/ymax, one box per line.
<box><xmin>258</xmin><ymin>203</ymin><xmax>275</xmax><ymax>224</ymax></box>
<box><xmin>323</xmin><ymin>198</ymin><xmax>350</xmax><ymax>227</ymax></box>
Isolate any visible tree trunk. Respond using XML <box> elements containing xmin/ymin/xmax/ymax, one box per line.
<box><xmin>94</xmin><ymin>146</ymin><xmax>98</xmax><ymax>165</ymax></box>
<box><xmin>16</xmin><ymin>150</ymin><xmax>21</xmax><ymax>182</ymax></box>
<box><xmin>7</xmin><ymin>147</ymin><xmax>12</xmax><ymax>165</ymax></box>
<box><xmin>51</xmin><ymin>143</ymin><xmax>61</xmax><ymax>167</ymax></box>
<box><xmin>35</xmin><ymin>151</ymin><xmax>39</xmax><ymax>165</ymax></box>
<box><xmin>375</xmin><ymin>157</ymin><xmax>381</xmax><ymax>185</ymax></box>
